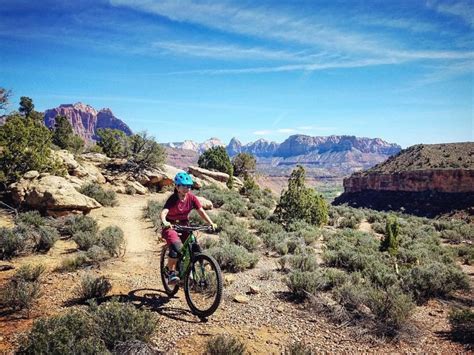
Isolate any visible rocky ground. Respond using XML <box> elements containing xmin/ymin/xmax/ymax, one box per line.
<box><xmin>0</xmin><ymin>193</ymin><xmax>472</xmax><ymax>354</ymax></box>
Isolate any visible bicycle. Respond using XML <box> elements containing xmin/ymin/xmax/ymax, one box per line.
<box><xmin>160</xmin><ymin>225</ymin><xmax>223</xmax><ymax>318</ymax></box>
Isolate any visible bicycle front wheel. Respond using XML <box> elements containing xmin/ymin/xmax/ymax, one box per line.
<box><xmin>160</xmin><ymin>244</ymin><xmax>179</xmax><ymax>296</ymax></box>
<box><xmin>184</xmin><ymin>254</ymin><xmax>223</xmax><ymax>318</ymax></box>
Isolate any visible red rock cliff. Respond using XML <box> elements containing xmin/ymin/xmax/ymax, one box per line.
<box><xmin>344</xmin><ymin>169</ymin><xmax>474</xmax><ymax>193</ymax></box>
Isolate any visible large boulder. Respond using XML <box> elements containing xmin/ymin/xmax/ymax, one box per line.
<box><xmin>80</xmin><ymin>152</ymin><xmax>110</xmax><ymax>164</ymax></box>
<box><xmin>188</xmin><ymin>166</ymin><xmax>229</xmax><ymax>183</ymax></box>
<box><xmin>187</xmin><ymin>166</ymin><xmax>243</xmax><ymax>190</ymax></box>
<box><xmin>52</xmin><ymin>150</ymin><xmax>106</xmax><ymax>186</ymax></box>
<box><xmin>10</xmin><ymin>174</ymin><xmax>101</xmax><ymax>216</ymax></box>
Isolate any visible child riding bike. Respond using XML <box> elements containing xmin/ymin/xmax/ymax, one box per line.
<box><xmin>160</xmin><ymin>172</ymin><xmax>217</xmax><ymax>284</ymax></box>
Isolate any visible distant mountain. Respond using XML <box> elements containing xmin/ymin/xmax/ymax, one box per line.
<box><xmin>164</xmin><ymin>134</ymin><xmax>400</xmax><ymax>159</ymax></box>
<box><xmin>163</xmin><ymin>137</ymin><xmax>225</xmax><ymax>154</ymax></box>
<box><xmin>163</xmin><ymin>134</ymin><xmax>401</xmax><ymax>177</ymax></box>
<box><xmin>43</xmin><ymin>103</ymin><xmax>133</xmax><ymax>141</ymax></box>
<box><xmin>275</xmin><ymin>135</ymin><xmax>400</xmax><ymax>157</ymax></box>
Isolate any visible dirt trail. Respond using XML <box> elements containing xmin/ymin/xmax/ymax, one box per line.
<box><xmin>90</xmin><ymin>193</ymin><xmax>166</xmax><ymax>265</ymax></box>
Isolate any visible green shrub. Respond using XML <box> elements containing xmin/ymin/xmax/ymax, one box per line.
<box><xmin>14</xmin><ymin>264</ymin><xmax>46</xmax><ymax>282</ymax></box>
<box><xmin>0</xmin><ymin>227</ymin><xmax>24</xmax><ymax>259</ymax></box>
<box><xmin>143</xmin><ymin>199</ymin><xmax>164</xmax><ymax>228</ymax></box>
<box><xmin>456</xmin><ymin>244</ymin><xmax>474</xmax><ymax>265</ymax></box>
<box><xmin>205</xmin><ymin>334</ymin><xmax>246</xmax><ymax>355</ymax></box>
<box><xmin>143</xmin><ymin>199</ymin><xmax>164</xmax><ymax>220</ymax></box>
<box><xmin>188</xmin><ymin>209</ymin><xmax>202</xmax><ymax>225</ymax></box>
<box><xmin>86</xmin><ymin>245</ymin><xmax>112</xmax><ymax>263</ymax></box>
<box><xmin>15</xmin><ymin>211</ymin><xmax>46</xmax><ymax>228</ymax></box>
<box><xmin>221</xmin><ymin>225</ymin><xmax>259</xmax><ymax>252</ymax></box>
<box><xmin>252</xmin><ymin>220</ymin><xmax>284</xmax><ymax>236</ymax></box>
<box><xmin>260</xmin><ymin>231</ymin><xmax>288</xmax><ymax>250</ymax></box>
<box><xmin>125</xmin><ymin>185</ymin><xmax>136</xmax><ymax>195</ymax></box>
<box><xmin>273</xmin><ymin>166</ymin><xmax>328</xmax><ymax>227</ymax></box>
<box><xmin>73</xmin><ymin>231</ymin><xmax>100</xmax><ymax>251</ymax></box>
<box><xmin>198</xmin><ymin>185</ymin><xmax>237</xmax><ymax>208</ymax></box>
<box><xmin>206</xmin><ymin>242</ymin><xmax>259</xmax><ymax>272</ymax></box>
<box><xmin>79</xmin><ymin>183</ymin><xmax>118</xmax><ymax>207</ymax></box>
<box><xmin>333</xmin><ymin>276</ymin><xmax>371</xmax><ymax>312</ymax></box>
<box><xmin>239</xmin><ymin>175</ymin><xmax>261</xmax><ymax>198</ymax></box>
<box><xmin>76</xmin><ymin>274</ymin><xmax>112</xmax><ymax>300</ymax></box>
<box><xmin>92</xmin><ymin>300</ymin><xmax>157</xmax><ymax>349</ymax></box>
<box><xmin>366</xmin><ymin>210</ymin><xmax>386</xmax><ymax>224</ymax></box>
<box><xmin>338</xmin><ymin>216</ymin><xmax>360</xmax><ymax>229</ymax></box>
<box><xmin>64</xmin><ymin>215</ymin><xmax>99</xmax><ymax>236</ymax></box>
<box><xmin>222</xmin><ymin>198</ymin><xmax>248</xmax><ymax>217</ymax></box>
<box><xmin>0</xmin><ymin>279</ymin><xmax>41</xmax><ymax>314</ymax></box>
<box><xmin>252</xmin><ymin>206</ymin><xmax>270</xmax><ymax>220</ymax></box>
<box><xmin>210</xmin><ymin>211</ymin><xmax>243</xmax><ymax>232</ymax></box>
<box><xmin>99</xmin><ymin>226</ymin><xmax>125</xmax><ymax>257</ymax></box>
<box><xmin>290</xmin><ymin>254</ymin><xmax>319</xmax><ymax>272</ymax></box>
<box><xmin>287</xmin><ymin>271</ymin><xmax>320</xmax><ymax>299</ymax></box>
<box><xmin>286</xmin><ymin>341</ymin><xmax>315</xmax><ymax>355</ymax></box>
<box><xmin>292</xmin><ymin>226</ymin><xmax>320</xmax><ymax>245</ymax></box>
<box><xmin>113</xmin><ymin>340</ymin><xmax>159</xmax><ymax>354</ymax></box>
<box><xmin>18</xmin><ymin>310</ymin><xmax>107</xmax><ymax>354</ymax></box>
<box><xmin>58</xmin><ymin>253</ymin><xmax>90</xmax><ymax>272</ymax></box>
<box><xmin>365</xmin><ymin>284</ymin><xmax>415</xmax><ymax>332</ymax></box>
<box><xmin>449</xmin><ymin>308</ymin><xmax>474</xmax><ymax>344</ymax></box>
<box><xmin>402</xmin><ymin>262</ymin><xmax>470</xmax><ymax>303</ymax></box>
<box><xmin>35</xmin><ymin>225</ymin><xmax>59</xmax><ymax>252</ymax></box>
<box><xmin>371</xmin><ymin>222</ymin><xmax>386</xmax><ymax>234</ymax></box>
<box><xmin>323</xmin><ymin>230</ymin><xmax>381</xmax><ymax>272</ymax></box>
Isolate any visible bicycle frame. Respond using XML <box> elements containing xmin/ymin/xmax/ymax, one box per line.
<box><xmin>176</xmin><ymin>232</ymin><xmax>198</xmax><ymax>279</ymax></box>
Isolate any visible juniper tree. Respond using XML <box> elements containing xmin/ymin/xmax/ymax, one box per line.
<box><xmin>273</xmin><ymin>165</ymin><xmax>328</xmax><ymax>227</ymax></box>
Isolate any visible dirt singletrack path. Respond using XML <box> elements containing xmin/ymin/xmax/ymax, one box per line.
<box><xmin>89</xmin><ymin>193</ymin><xmax>169</xmax><ymax>292</ymax></box>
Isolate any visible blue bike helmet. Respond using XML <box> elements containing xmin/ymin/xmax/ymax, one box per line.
<box><xmin>174</xmin><ymin>172</ymin><xmax>193</xmax><ymax>187</ymax></box>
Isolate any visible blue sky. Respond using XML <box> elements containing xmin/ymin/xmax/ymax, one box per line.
<box><xmin>0</xmin><ymin>0</ymin><xmax>472</xmax><ymax>147</ymax></box>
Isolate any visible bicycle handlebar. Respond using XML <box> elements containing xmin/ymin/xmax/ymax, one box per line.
<box><xmin>173</xmin><ymin>225</ymin><xmax>213</xmax><ymax>232</ymax></box>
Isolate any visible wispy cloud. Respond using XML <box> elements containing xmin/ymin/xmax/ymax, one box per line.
<box><xmin>109</xmin><ymin>0</ymin><xmax>386</xmax><ymax>56</ymax></box>
<box><xmin>358</xmin><ymin>16</ymin><xmax>440</xmax><ymax>33</ymax></box>
<box><xmin>428</xmin><ymin>0</ymin><xmax>474</xmax><ymax>27</ymax></box>
<box><xmin>109</xmin><ymin>0</ymin><xmax>474</xmax><ymax>85</ymax></box>
<box><xmin>151</xmin><ymin>41</ymin><xmax>307</xmax><ymax>62</ymax></box>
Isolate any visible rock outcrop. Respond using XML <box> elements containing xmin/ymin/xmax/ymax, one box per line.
<box><xmin>188</xmin><ymin>166</ymin><xmax>243</xmax><ymax>190</ymax></box>
<box><xmin>44</xmin><ymin>103</ymin><xmax>132</xmax><ymax>141</ymax></box>
<box><xmin>10</xmin><ymin>173</ymin><xmax>101</xmax><ymax>216</ymax></box>
<box><xmin>334</xmin><ymin>143</ymin><xmax>474</xmax><ymax>218</ymax></box>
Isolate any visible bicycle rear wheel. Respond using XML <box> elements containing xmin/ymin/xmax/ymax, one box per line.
<box><xmin>184</xmin><ymin>253</ymin><xmax>223</xmax><ymax>318</ymax></box>
<box><xmin>160</xmin><ymin>244</ymin><xmax>179</xmax><ymax>296</ymax></box>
